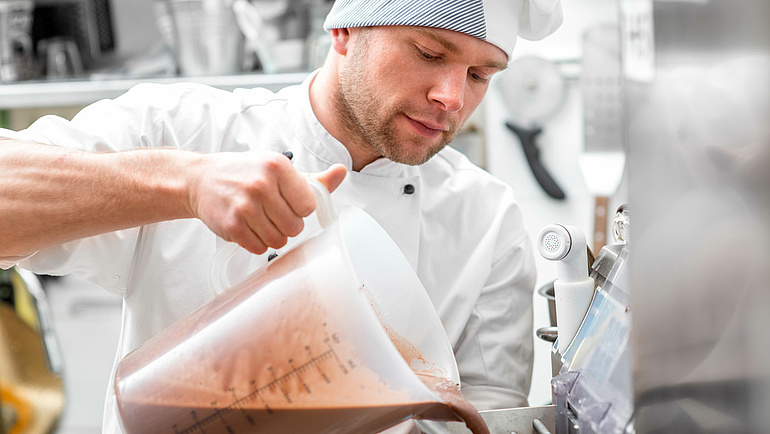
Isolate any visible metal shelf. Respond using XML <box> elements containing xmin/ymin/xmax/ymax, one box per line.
<box><xmin>0</xmin><ymin>72</ymin><xmax>310</xmax><ymax>109</ymax></box>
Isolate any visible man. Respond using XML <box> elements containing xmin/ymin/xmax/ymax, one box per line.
<box><xmin>0</xmin><ymin>0</ymin><xmax>562</xmax><ymax>432</ymax></box>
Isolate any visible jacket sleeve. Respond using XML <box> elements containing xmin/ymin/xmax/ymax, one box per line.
<box><xmin>0</xmin><ymin>83</ymin><xmax>194</xmax><ymax>293</ymax></box>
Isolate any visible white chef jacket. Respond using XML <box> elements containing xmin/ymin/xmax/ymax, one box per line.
<box><xmin>0</xmin><ymin>72</ymin><xmax>536</xmax><ymax>433</ymax></box>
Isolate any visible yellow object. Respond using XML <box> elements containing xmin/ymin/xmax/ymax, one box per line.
<box><xmin>1</xmin><ymin>386</ymin><xmax>33</xmax><ymax>434</ymax></box>
<box><xmin>0</xmin><ymin>271</ymin><xmax>64</xmax><ymax>434</ymax></box>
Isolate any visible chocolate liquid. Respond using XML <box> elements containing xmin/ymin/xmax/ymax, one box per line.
<box><xmin>415</xmin><ymin>374</ymin><xmax>490</xmax><ymax>434</ymax></box>
<box><xmin>119</xmin><ymin>375</ymin><xmax>488</xmax><ymax>434</ymax></box>
<box><xmin>116</xmin><ymin>245</ymin><xmax>488</xmax><ymax>434</ymax></box>
<box><xmin>376</xmin><ymin>309</ymin><xmax>490</xmax><ymax>433</ymax></box>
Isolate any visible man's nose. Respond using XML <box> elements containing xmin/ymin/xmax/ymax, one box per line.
<box><xmin>428</xmin><ymin>70</ymin><xmax>465</xmax><ymax>113</ymax></box>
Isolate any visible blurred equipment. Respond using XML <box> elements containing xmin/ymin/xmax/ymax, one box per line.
<box><xmin>232</xmin><ymin>0</ymin><xmax>282</xmax><ymax>73</ymax></box>
<box><xmin>623</xmin><ymin>0</ymin><xmax>770</xmax><ymax>432</ymax></box>
<box><xmin>304</xmin><ymin>0</ymin><xmax>332</xmax><ymax>70</ymax></box>
<box><xmin>579</xmin><ymin>24</ymin><xmax>626</xmax><ymax>255</ymax></box>
<box><xmin>156</xmin><ymin>0</ymin><xmax>244</xmax><ymax>76</ymax></box>
<box><xmin>0</xmin><ymin>0</ymin><xmax>35</xmax><ymax>82</ymax></box>
<box><xmin>31</xmin><ymin>0</ymin><xmax>114</xmax><ymax>69</ymax></box>
<box><xmin>154</xmin><ymin>0</ymin><xmax>320</xmax><ymax>75</ymax></box>
<box><xmin>233</xmin><ymin>0</ymin><xmax>312</xmax><ymax>73</ymax></box>
<box><xmin>0</xmin><ymin>267</ymin><xmax>64</xmax><ymax>434</ymax></box>
<box><xmin>500</xmin><ymin>56</ymin><xmax>567</xmax><ymax>200</ymax></box>
<box><xmin>38</xmin><ymin>36</ymin><xmax>84</xmax><ymax>78</ymax></box>
<box><xmin>548</xmin><ymin>206</ymin><xmax>633</xmax><ymax>434</ymax></box>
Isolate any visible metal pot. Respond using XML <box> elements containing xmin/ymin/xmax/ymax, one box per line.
<box><xmin>537</xmin><ymin>281</ymin><xmax>557</xmax><ymax>328</ymax></box>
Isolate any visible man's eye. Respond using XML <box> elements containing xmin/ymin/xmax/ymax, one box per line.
<box><xmin>470</xmin><ymin>72</ymin><xmax>488</xmax><ymax>83</ymax></box>
<box><xmin>419</xmin><ymin>50</ymin><xmax>438</xmax><ymax>60</ymax></box>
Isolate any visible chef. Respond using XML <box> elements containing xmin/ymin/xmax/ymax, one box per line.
<box><xmin>0</xmin><ymin>0</ymin><xmax>562</xmax><ymax>432</ymax></box>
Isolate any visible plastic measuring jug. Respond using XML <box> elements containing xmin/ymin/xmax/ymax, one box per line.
<box><xmin>114</xmin><ymin>179</ymin><xmax>462</xmax><ymax>434</ymax></box>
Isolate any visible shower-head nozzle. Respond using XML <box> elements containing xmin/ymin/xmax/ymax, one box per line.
<box><xmin>537</xmin><ymin>224</ymin><xmax>590</xmax><ymax>283</ymax></box>
<box><xmin>537</xmin><ymin>224</ymin><xmax>572</xmax><ymax>261</ymax></box>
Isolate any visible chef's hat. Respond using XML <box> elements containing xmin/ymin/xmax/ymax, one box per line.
<box><xmin>323</xmin><ymin>0</ymin><xmax>563</xmax><ymax>60</ymax></box>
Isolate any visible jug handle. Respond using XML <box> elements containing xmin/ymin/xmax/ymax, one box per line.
<box><xmin>210</xmin><ymin>177</ymin><xmax>336</xmax><ymax>294</ymax></box>
<box><xmin>306</xmin><ymin>176</ymin><xmax>336</xmax><ymax>228</ymax></box>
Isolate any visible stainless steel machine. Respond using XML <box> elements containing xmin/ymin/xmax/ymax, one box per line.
<box><xmin>624</xmin><ymin>0</ymin><xmax>770</xmax><ymax>432</ymax></box>
<box><xmin>547</xmin><ymin>1</ymin><xmax>770</xmax><ymax>432</ymax></box>
<box><xmin>543</xmin><ymin>1</ymin><xmax>770</xmax><ymax>432</ymax></box>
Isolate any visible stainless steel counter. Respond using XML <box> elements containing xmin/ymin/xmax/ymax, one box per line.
<box><xmin>445</xmin><ymin>405</ymin><xmax>555</xmax><ymax>434</ymax></box>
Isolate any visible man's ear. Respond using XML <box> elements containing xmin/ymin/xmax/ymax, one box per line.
<box><xmin>330</xmin><ymin>28</ymin><xmax>352</xmax><ymax>55</ymax></box>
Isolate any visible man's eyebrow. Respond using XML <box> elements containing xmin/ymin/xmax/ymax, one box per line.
<box><xmin>413</xmin><ymin>27</ymin><xmax>460</xmax><ymax>54</ymax></box>
<box><xmin>412</xmin><ymin>27</ymin><xmax>508</xmax><ymax>71</ymax></box>
<box><xmin>488</xmin><ymin>61</ymin><xmax>508</xmax><ymax>72</ymax></box>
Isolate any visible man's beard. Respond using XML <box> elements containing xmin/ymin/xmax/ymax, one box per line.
<box><xmin>334</xmin><ymin>34</ymin><xmax>458</xmax><ymax>166</ymax></box>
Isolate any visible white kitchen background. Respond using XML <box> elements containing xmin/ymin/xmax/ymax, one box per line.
<box><xmin>7</xmin><ymin>1</ymin><xmax>625</xmax><ymax>432</ymax></box>
<box><xmin>486</xmin><ymin>0</ymin><xmax>627</xmax><ymax>408</ymax></box>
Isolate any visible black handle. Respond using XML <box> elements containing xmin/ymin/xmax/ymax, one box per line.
<box><xmin>505</xmin><ymin>121</ymin><xmax>566</xmax><ymax>200</ymax></box>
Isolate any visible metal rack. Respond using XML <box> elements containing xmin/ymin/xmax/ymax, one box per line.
<box><xmin>0</xmin><ymin>72</ymin><xmax>309</xmax><ymax>109</ymax></box>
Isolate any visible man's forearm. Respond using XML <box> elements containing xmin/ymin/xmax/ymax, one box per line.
<box><xmin>0</xmin><ymin>139</ymin><xmax>196</xmax><ymax>257</ymax></box>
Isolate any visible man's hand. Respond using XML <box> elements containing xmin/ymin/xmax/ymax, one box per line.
<box><xmin>188</xmin><ymin>151</ymin><xmax>347</xmax><ymax>254</ymax></box>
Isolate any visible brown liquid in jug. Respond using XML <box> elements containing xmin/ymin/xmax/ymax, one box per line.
<box><xmin>117</xmin><ymin>246</ymin><xmax>488</xmax><ymax>434</ymax></box>
<box><xmin>119</xmin><ymin>375</ymin><xmax>487</xmax><ymax>434</ymax></box>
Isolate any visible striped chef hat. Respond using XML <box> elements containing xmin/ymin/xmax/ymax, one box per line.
<box><xmin>323</xmin><ymin>0</ymin><xmax>563</xmax><ymax>60</ymax></box>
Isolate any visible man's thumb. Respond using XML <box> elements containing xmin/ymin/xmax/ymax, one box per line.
<box><xmin>312</xmin><ymin>163</ymin><xmax>347</xmax><ymax>193</ymax></box>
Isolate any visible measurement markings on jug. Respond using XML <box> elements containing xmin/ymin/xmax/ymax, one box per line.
<box><xmin>288</xmin><ymin>358</ymin><xmax>313</xmax><ymax>394</ymax></box>
<box><xmin>228</xmin><ymin>387</ymin><xmax>257</xmax><ymax>426</ymax></box>
<box><xmin>173</xmin><ymin>339</ymin><xmax>354</xmax><ymax>434</ymax></box>
<box><xmin>250</xmin><ymin>379</ymin><xmax>274</xmax><ymax>415</ymax></box>
<box><xmin>267</xmin><ymin>365</ymin><xmax>292</xmax><ymax>403</ymax></box>
<box><xmin>325</xmin><ymin>334</ymin><xmax>350</xmax><ymax>374</ymax></box>
<box><xmin>213</xmin><ymin>403</ymin><xmax>236</xmax><ymax>434</ymax></box>
<box><xmin>306</xmin><ymin>344</ymin><xmax>331</xmax><ymax>384</ymax></box>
